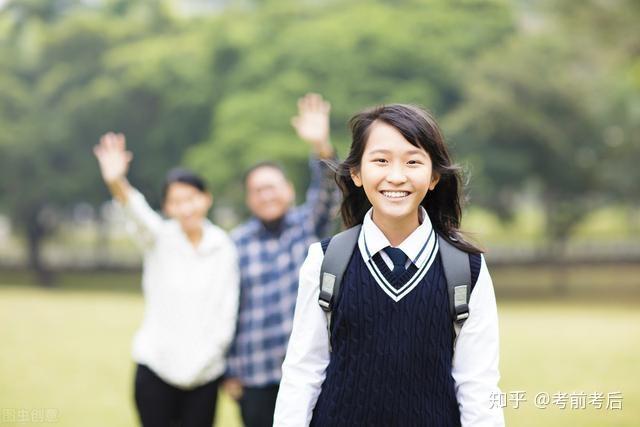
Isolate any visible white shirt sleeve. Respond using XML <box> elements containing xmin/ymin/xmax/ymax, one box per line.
<box><xmin>117</xmin><ymin>189</ymin><xmax>164</xmax><ymax>250</ymax></box>
<box><xmin>213</xmin><ymin>238</ymin><xmax>241</xmax><ymax>360</ymax></box>
<box><xmin>273</xmin><ymin>242</ymin><xmax>330</xmax><ymax>427</ymax></box>
<box><xmin>452</xmin><ymin>254</ymin><xmax>505</xmax><ymax>427</ymax></box>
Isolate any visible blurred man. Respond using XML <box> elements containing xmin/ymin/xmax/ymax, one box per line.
<box><xmin>224</xmin><ymin>94</ymin><xmax>339</xmax><ymax>427</ymax></box>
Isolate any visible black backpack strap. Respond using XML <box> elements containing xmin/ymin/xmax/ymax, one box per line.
<box><xmin>318</xmin><ymin>225</ymin><xmax>361</xmax><ymax>352</ymax></box>
<box><xmin>437</xmin><ymin>234</ymin><xmax>472</xmax><ymax>343</ymax></box>
<box><xmin>318</xmin><ymin>225</ymin><xmax>361</xmax><ymax>313</ymax></box>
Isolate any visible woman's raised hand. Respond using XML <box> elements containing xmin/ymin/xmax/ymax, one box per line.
<box><xmin>93</xmin><ymin>132</ymin><xmax>133</xmax><ymax>184</ymax></box>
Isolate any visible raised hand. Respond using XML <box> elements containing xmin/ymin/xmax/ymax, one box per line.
<box><xmin>291</xmin><ymin>93</ymin><xmax>333</xmax><ymax>158</ymax></box>
<box><xmin>93</xmin><ymin>132</ymin><xmax>133</xmax><ymax>184</ymax></box>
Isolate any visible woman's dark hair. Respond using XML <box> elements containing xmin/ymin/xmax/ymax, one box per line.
<box><xmin>161</xmin><ymin>168</ymin><xmax>208</xmax><ymax>203</ymax></box>
<box><xmin>335</xmin><ymin>104</ymin><xmax>481</xmax><ymax>254</ymax></box>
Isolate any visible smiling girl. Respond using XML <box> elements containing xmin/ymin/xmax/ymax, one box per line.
<box><xmin>273</xmin><ymin>105</ymin><xmax>504</xmax><ymax>426</ymax></box>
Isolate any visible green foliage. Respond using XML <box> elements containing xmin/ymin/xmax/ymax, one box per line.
<box><xmin>446</xmin><ymin>0</ymin><xmax>640</xmax><ymax>240</ymax></box>
<box><xmin>185</xmin><ymin>0</ymin><xmax>514</xmax><ymax>206</ymax></box>
<box><xmin>0</xmin><ymin>0</ymin><xmax>214</xmax><ymax>217</ymax></box>
<box><xmin>0</xmin><ymin>0</ymin><xmax>638</xmax><ymax>278</ymax></box>
<box><xmin>446</xmin><ymin>35</ymin><xmax>605</xmax><ymax>239</ymax></box>
<box><xmin>549</xmin><ymin>0</ymin><xmax>640</xmax><ymax>202</ymax></box>
<box><xmin>0</xmin><ymin>0</ymin><xmax>217</xmax><ymax>279</ymax></box>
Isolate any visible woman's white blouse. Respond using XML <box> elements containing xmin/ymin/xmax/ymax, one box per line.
<box><xmin>120</xmin><ymin>190</ymin><xmax>240</xmax><ymax>389</ymax></box>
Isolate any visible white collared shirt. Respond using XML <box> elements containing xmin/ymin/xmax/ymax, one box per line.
<box><xmin>119</xmin><ymin>189</ymin><xmax>240</xmax><ymax>389</ymax></box>
<box><xmin>359</xmin><ymin>207</ymin><xmax>439</xmax><ymax>302</ymax></box>
<box><xmin>360</xmin><ymin>206</ymin><xmax>434</xmax><ymax>271</ymax></box>
<box><xmin>273</xmin><ymin>208</ymin><xmax>504</xmax><ymax>426</ymax></box>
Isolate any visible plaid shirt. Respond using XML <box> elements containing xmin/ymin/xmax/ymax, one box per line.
<box><xmin>227</xmin><ymin>158</ymin><xmax>340</xmax><ymax>386</ymax></box>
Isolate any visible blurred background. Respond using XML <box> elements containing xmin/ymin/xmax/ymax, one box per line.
<box><xmin>0</xmin><ymin>0</ymin><xmax>638</xmax><ymax>426</ymax></box>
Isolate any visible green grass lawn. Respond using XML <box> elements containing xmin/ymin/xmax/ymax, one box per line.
<box><xmin>0</xmin><ymin>284</ymin><xmax>638</xmax><ymax>426</ymax></box>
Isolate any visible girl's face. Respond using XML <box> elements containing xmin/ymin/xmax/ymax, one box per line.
<box><xmin>351</xmin><ymin>121</ymin><xmax>439</xmax><ymax>227</ymax></box>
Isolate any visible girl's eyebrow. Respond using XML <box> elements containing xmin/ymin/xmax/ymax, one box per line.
<box><xmin>366</xmin><ymin>149</ymin><xmax>391</xmax><ymax>155</ymax></box>
<box><xmin>406</xmin><ymin>149</ymin><xmax>427</xmax><ymax>156</ymax></box>
<box><xmin>366</xmin><ymin>148</ymin><xmax>427</xmax><ymax>156</ymax></box>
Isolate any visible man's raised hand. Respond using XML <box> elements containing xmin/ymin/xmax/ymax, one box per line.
<box><xmin>291</xmin><ymin>93</ymin><xmax>333</xmax><ymax>159</ymax></box>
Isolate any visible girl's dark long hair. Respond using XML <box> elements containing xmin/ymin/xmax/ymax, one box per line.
<box><xmin>334</xmin><ymin>104</ymin><xmax>482</xmax><ymax>254</ymax></box>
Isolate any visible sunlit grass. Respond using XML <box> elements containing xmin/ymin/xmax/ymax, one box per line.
<box><xmin>500</xmin><ymin>301</ymin><xmax>639</xmax><ymax>426</ymax></box>
<box><xmin>0</xmin><ymin>286</ymin><xmax>241</xmax><ymax>427</ymax></box>
<box><xmin>1</xmin><ymin>282</ymin><xmax>638</xmax><ymax>426</ymax></box>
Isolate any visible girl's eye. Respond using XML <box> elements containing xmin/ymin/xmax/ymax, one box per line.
<box><xmin>373</xmin><ymin>158</ymin><xmax>388</xmax><ymax>164</ymax></box>
<box><xmin>407</xmin><ymin>160</ymin><xmax>422</xmax><ymax>165</ymax></box>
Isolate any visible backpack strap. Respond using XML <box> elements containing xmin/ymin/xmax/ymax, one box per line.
<box><xmin>319</xmin><ymin>225</ymin><xmax>361</xmax><ymax>312</ymax></box>
<box><xmin>437</xmin><ymin>234</ymin><xmax>472</xmax><ymax>343</ymax></box>
<box><xmin>318</xmin><ymin>225</ymin><xmax>361</xmax><ymax>350</ymax></box>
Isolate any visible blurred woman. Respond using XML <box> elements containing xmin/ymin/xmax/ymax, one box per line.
<box><xmin>94</xmin><ymin>132</ymin><xmax>239</xmax><ymax>427</ymax></box>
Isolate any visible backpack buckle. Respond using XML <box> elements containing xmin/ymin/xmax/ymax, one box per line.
<box><xmin>318</xmin><ymin>298</ymin><xmax>331</xmax><ymax>311</ymax></box>
<box><xmin>319</xmin><ymin>273</ymin><xmax>336</xmax><ymax>312</ymax></box>
<box><xmin>455</xmin><ymin>311</ymin><xmax>469</xmax><ymax>322</ymax></box>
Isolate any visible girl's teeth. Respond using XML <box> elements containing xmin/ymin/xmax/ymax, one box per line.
<box><xmin>383</xmin><ymin>191</ymin><xmax>408</xmax><ymax>198</ymax></box>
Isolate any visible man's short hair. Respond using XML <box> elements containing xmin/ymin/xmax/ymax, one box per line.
<box><xmin>243</xmin><ymin>161</ymin><xmax>288</xmax><ymax>187</ymax></box>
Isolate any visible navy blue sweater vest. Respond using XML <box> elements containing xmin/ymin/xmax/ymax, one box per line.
<box><xmin>311</xmin><ymin>239</ymin><xmax>480</xmax><ymax>427</ymax></box>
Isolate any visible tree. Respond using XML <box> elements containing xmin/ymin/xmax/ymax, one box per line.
<box><xmin>0</xmin><ymin>0</ymin><xmax>214</xmax><ymax>284</ymax></box>
<box><xmin>185</xmin><ymin>0</ymin><xmax>515</xmax><ymax>210</ymax></box>
<box><xmin>446</xmin><ymin>35</ymin><xmax>608</xmax><ymax>244</ymax></box>
<box><xmin>549</xmin><ymin>0</ymin><xmax>640</xmax><ymax>206</ymax></box>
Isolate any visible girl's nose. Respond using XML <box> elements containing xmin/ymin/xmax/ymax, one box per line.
<box><xmin>386</xmin><ymin>164</ymin><xmax>408</xmax><ymax>184</ymax></box>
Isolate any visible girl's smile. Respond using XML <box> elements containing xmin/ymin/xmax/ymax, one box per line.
<box><xmin>381</xmin><ymin>190</ymin><xmax>410</xmax><ymax>199</ymax></box>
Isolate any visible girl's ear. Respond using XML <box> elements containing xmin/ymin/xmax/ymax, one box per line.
<box><xmin>429</xmin><ymin>172</ymin><xmax>440</xmax><ymax>191</ymax></box>
<box><xmin>350</xmin><ymin>169</ymin><xmax>363</xmax><ymax>187</ymax></box>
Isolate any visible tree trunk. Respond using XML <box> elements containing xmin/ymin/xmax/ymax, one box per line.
<box><xmin>548</xmin><ymin>237</ymin><xmax>569</xmax><ymax>296</ymax></box>
<box><xmin>94</xmin><ymin>215</ymin><xmax>110</xmax><ymax>269</ymax></box>
<box><xmin>26</xmin><ymin>212</ymin><xmax>54</xmax><ymax>287</ymax></box>
<box><xmin>544</xmin><ymin>197</ymin><xmax>570</xmax><ymax>296</ymax></box>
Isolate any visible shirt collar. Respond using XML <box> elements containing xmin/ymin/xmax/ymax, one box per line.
<box><xmin>171</xmin><ymin>219</ymin><xmax>223</xmax><ymax>254</ymax></box>
<box><xmin>253</xmin><ymin>210</ymin><xmax>294</xmax><ymax>238</ymax></box>
<box><xmin>357</xmin><ymin>206</ymin><xmax>435</xmax><ymax>267</ymax></box>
